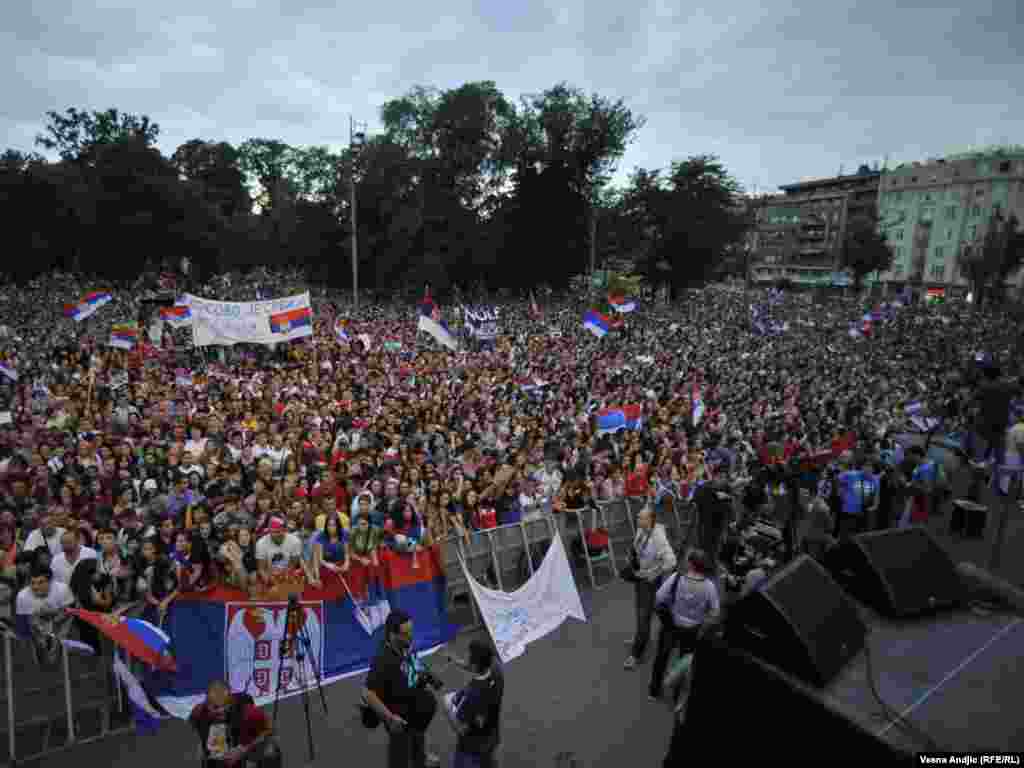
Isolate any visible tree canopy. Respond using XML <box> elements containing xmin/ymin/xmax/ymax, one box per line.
<box><xmin>1</xmin><ymin>84</ymin><xmax>750</xmax><ymax>295</ymax></box>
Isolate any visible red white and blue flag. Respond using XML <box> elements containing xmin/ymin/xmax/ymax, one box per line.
<box><xmin>160</xmin><ymin>305</ymin><xmax>192</xmax><ymax>327</ymax></box>
<box><xmin>64</xmin><ymin>291</ymin><xmax>112</xmax><ymax>322</ymax></box>
<box><xmin>609</xmin><ymin>295</ymin><xmax>637</xmax><ymax>313</ymax></box>
<box><xmin>583</xmin><ymin>311</ymin><xmax>611</xmax><ymax>338</ymax></box>
<box><xmin>269</xmin><ymin>307</ymin><xmax>313</xmax><ymax>335</ymax></box>
<box><xmin>596</xmin><ymin>404</ymin><xmax>643</xmax><ymax>435</ymax></box>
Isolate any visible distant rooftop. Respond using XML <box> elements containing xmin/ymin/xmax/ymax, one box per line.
<box><xmin>778</xmin><ymin>164</ymin><xmax>880</xmax><ymax>193</ymax></box>
<box><xmin>889</xmin><ymin>144</ymin><xmax>1024</xmax><ymax>171</ymax></box>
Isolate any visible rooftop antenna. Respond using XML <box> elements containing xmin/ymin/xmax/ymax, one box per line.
<box><xmin>882</xmin><ymin>154</ymin><xmax>889</xmax><ymax>171</ymax></box>
<box><xmin>838</xmin><ymin>163</ymin><xmax>844</xmax><ymax>177</ymax></box>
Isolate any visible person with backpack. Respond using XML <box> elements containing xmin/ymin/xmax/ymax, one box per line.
<box><xmin>623</xmin><ymin>505</ymin><xmax>676</xmax><ymax>671</ymax></box>
<box><xmin>189</xmin><ymin>679</ymin><xmax>274</xmax><ymax>767</ymax></box>
<box><xmin>648</xmin><ymin>549</ymin><xmax>720</xmax><ymax>703</ymax></box>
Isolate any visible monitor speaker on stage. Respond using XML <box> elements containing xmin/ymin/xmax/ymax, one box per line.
<box><xmin>681</xmin><ymin>630</ymin><xmax>911</xmax><ymax>762</ymax></box>
<box><xmin>725</xmin><ymin>555</ymin><xmax>866</xmax><ymax>687</ymax></box>
<box><xmin>824</xmin><ymin>526</ymin><xmax>965</xmax><ymax>618</ymax></box>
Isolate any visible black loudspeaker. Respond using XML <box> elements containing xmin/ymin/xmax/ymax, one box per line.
<box><xmin>725</xmin><ymin>555</ymin><xmax>866</xmax><ymax>687</ymax></box>
<box><xmin>824</xmin><ymin>525</ymin><xmax>965</xmax><ymax>618</ymax></box>
<box><xmin>678</xmin><ymin>631</ymin><xmax>911</xmax><ymax>762</ymax></box>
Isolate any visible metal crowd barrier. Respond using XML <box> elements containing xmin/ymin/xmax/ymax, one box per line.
<box><xmin>0</xmin><ymin>632</ymin><xmax>131</xmax><ymax>765</ymax></box>
<box><xmin>439</xmin><ymin>498</ymin><xmax>695</xmax><ymax>613</ymax></box>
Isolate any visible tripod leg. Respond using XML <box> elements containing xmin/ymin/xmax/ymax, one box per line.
<box><xmin>298</xmin><ymin>625</ymin><xmax>329</xmax><ymax>715</ymax></box>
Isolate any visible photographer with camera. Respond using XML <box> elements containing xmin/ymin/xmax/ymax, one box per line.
<box><xmin>622</xmin><ymin>505</ymin><xmax>676</xmax><ymax>671</ymax></box>
<box><xmin>362</xmin><ymin>609</ymin><xmax>442</xmax><ymax>768</ymax></box>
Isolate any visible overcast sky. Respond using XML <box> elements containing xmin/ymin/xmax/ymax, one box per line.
<box><xmin>2</xmin><ymin>0</ymin><xmax>1021</xmax><ymax>194</ymax></box>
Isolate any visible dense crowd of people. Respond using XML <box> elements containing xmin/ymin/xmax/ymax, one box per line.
<box><xmin>0</xmin><ymin>267</ymin><xmax>1021</xmax><ymax>742</ymax></box>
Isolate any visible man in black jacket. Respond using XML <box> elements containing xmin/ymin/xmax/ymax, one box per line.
<box><xmin>363</xmin><ymin>610</ymin><xmax>441</xmax><ymax>768</ymax></box>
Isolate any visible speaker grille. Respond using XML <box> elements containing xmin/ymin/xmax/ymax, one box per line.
<box><xmin>727</xmin><ymin>556</ymin><xmax>866</xmax><ymax>686</ymax></box>
<box><xmin>850</xmin><ymin>527</ymin><xmax>963</xmax><ymax>616</ymax></box>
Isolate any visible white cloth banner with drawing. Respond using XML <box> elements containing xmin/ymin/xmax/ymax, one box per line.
<box><xmin>181</xmin><ymin>292</ymin><xmax>313</xmax><ymax>347</ymax></box>
<box><xmin>461</xmin><ymin>530</ymin><xmax>586</xmax><ymax>664</ymax></box>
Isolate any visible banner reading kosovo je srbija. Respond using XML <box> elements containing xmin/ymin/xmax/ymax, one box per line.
<box><xmin>150</xmin><ymin>547</ymin><xmax>457</xmax><ymax>719</ymax></box>
<box><xmin>181</xmin><ymin>292</ymin><xmax>313</xmax><ymax>347</ymax></box>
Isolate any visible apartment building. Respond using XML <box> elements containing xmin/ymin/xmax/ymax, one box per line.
<box><xmin>750</xmin><ymin>165</ymin><xmax>880</xmax><ymax>286</ymax></box>
<box><xmin>869</xmin><ymin>146</ymin><xmax>1024</xmax><ymax>298</ymax></box>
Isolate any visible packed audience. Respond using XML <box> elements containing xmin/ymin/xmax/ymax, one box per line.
<box><xmin>1</xmin><ymin>265</ymin><xmax>1021</xmax><ymax>667</ymax></box>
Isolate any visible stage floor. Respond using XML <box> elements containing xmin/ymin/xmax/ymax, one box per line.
<box><xmin>826</xmin><ymin>606</ymin><xmax>1024</xmax><ymax>753</ymax></box>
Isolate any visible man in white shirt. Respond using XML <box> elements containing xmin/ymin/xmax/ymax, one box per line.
<box><xmin>16</xmin><ymin>564</ymin><xmax>74</xmax><ymax>664</ymax></box>
<box><xmin>51</xmin><ymin>530</ymin><xmax>97</xmax><ymax>585</ymax></box>
<box><xmin>23</xmin><ymin>512</ymin><xmax>66</xmax><ymax>558</ymax></box>
<box><xmin>255</xmin><ymin>518</ymin><xmax>302</xmax><ymax>587</ymax></box>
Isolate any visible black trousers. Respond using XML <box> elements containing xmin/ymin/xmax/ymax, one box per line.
<box><xmin>649</xmin><ymin>623</ymin><xmax>700</xmax><ymax>698</ymax></box>
<box><xmin>630</xmin><ymin>579</ymin><xmax>659</xmax><ymax>660</ymax></box>
<box><xmin>387</xmin><ymin>726</ymin><xmax>427</xmax><ymax>768</ymax></box>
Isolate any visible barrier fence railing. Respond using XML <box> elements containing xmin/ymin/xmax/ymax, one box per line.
<box><xmin>1</xmin><ymin>631</ymin><xmax>132</xmax><ymax>765</ymax></box>
<box><xmin>440</xmin><ymin>499</ymin><xmax>696</xmax><ymax>629</ymax></box>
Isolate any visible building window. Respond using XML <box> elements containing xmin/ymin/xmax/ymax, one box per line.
<box><xmin>972</xmin><ymin>206</ymin><xmax>982</xmax><ymax>217</ymax></box>
<box><xmin>946</xmin><ymin>228</ymin><xmax>954</xmax><ymax>241</ymax></box>
<box><xmin>946</xmin><ymin>205</ymin><xmax>958</xmax><ymax>219</ymax></box>
<box><xmin>892</xmin><ymin>264</ymin><xmax>903</xmax><ymax>277</ymax></box>
<box><xmin>934</xmin><ymin>246</ymin><xmax>944</xmax><ymax>260</ymax></box>
<box><xmin>969</xmin><ymin>224</ymin><xmax>978</xmax><ymax>239</ymax></box>
<box><xmin>976</xmin><ymin>188</ymin><xmax>985</xmax><ymax>197</ymax></box>
<box><xmin>911</xmin><ymin>176</ymin><xmax>919</xmax><ymax>183</ymax></box>
<box><xmin>999</xmin><ymin>161</ymin><xmax>1011</xmax><ymax>173</ymax></box>
<box><xmin>895</xmin><ymin>229</ymin><xmax>904</xmax><ymax>241</ymax></box>
<box><xmin>931</xmin><ymin>265</ymin><xmax>945</xmax><ymax>280</ymax></box>
<box><xmin>923</xmin><ymin>192</ymin><xmax>932</xmax><ymax>202</ymax></box>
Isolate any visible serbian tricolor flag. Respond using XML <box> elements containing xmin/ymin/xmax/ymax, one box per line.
<box><xmin>530</xmin><ymin>293</ymin><xmax>542</xmax><ymax>319</ymax></box>
<box><xmin>419</xmin><ymin>286</ymin><xmax>436</xmax><ymax>317</ymax></box>
<box><xmin>109</xmin><ymin>322</ymin><xmax>139</xmax><ymax>350</ymax></box>
<box><xmin>269</xmin><ymin>307</ymin><xmax>313</xmax><ymax>336</ymax></box>
<box><xmin>68</xmin><ymin>610</ymin><xmax>176</xmax><ymax>671</ymax></box>
<box><xmin>692</xmin><ymin>379</ymin><xmax>705</xmax><ymax>427</ymax></box>
<box><xmin>144</xmin><ymin>548</ymin><xmax>456</xmax><ymax>720</ymax></box>
<box><xmin>64</xmin><ymin>291</ymin><xmax>112</xmax><ymax>322</ymax></box>
<box><xmin>334</xmin><ymin>317</ymin><xmax>350</xmax><ymax>343</ymax></box>
<box><xmin>609</xmin><ymin>295</ymin><xmax>636</xmax><ymax>313</ymax></box>
<box><xmin>595</xmin><ymin>404</ymin><xmax>643</xmax><ymax>435</ymax></box>
<box><xmin>583</xmin><ymin>311</ymin><xmax>611</xmax><ymax>338</ymax></box>
<box><xmin>160</xmin><ymin>305</ymin><xmax>192</xmax><ymax>327</ymax></box>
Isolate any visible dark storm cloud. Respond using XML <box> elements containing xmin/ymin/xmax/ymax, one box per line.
<box><xmin>1</xmin><ymin>0</ymin><xmax>1021</xmax><ymax>194</ymax></box>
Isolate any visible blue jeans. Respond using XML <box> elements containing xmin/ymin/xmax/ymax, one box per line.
<box><xmin>453</xmin><ymin>753</ymin><xmax>484</xmax><ymax>768</ymax></box>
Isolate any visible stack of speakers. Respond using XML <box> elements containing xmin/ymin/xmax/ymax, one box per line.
<box><xmin>681</xmin><ymin>526</ymin><xmax>967</xmax><ymax>759</ymax></box>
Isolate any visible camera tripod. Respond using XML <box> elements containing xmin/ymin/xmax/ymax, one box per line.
<box><xmin>272</xmin><ymin>595</ymin><xmax>328</xmax><ymax>765</ymax></box>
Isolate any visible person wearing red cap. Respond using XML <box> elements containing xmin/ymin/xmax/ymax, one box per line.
<box><xmin>254</xmin><ymin>517</ymin><xmax>302</xmax><ymax>589</ymax></box>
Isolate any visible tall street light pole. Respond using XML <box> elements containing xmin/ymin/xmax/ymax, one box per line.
<box><xmin>349</xmin><ymin>116</ymin><xmax>366</xmax><ymax>311</ymax></box>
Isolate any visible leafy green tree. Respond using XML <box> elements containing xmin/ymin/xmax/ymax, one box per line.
<box><xmin>34</xmin><ymin>108</ymin><xmax>159</xmax><ymax>162</ymax></box>
<box><xmin>170</xmin><ymin>139</ymin><xmax>250</xmax><ymax>218</ymax></box>
<box><xmin>958</xmin><ymin>212</ymin><xmax>1024</xmax><ymax>307</ymax></box>
<box><xmin>839</xmin><ymin>213</ymin><xmax>894</xmax><ymax>291</ymax></box>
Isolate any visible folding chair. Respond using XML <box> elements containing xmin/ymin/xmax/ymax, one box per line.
<box><xmin>570</xmin><ymin>507</ymin><xmax>615</xmax><ymax>590</ymax></box>
<box><xmin>600</xmin><ymin>499</ymin><xmax>634</xmax><ymax>564</ymax></box>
